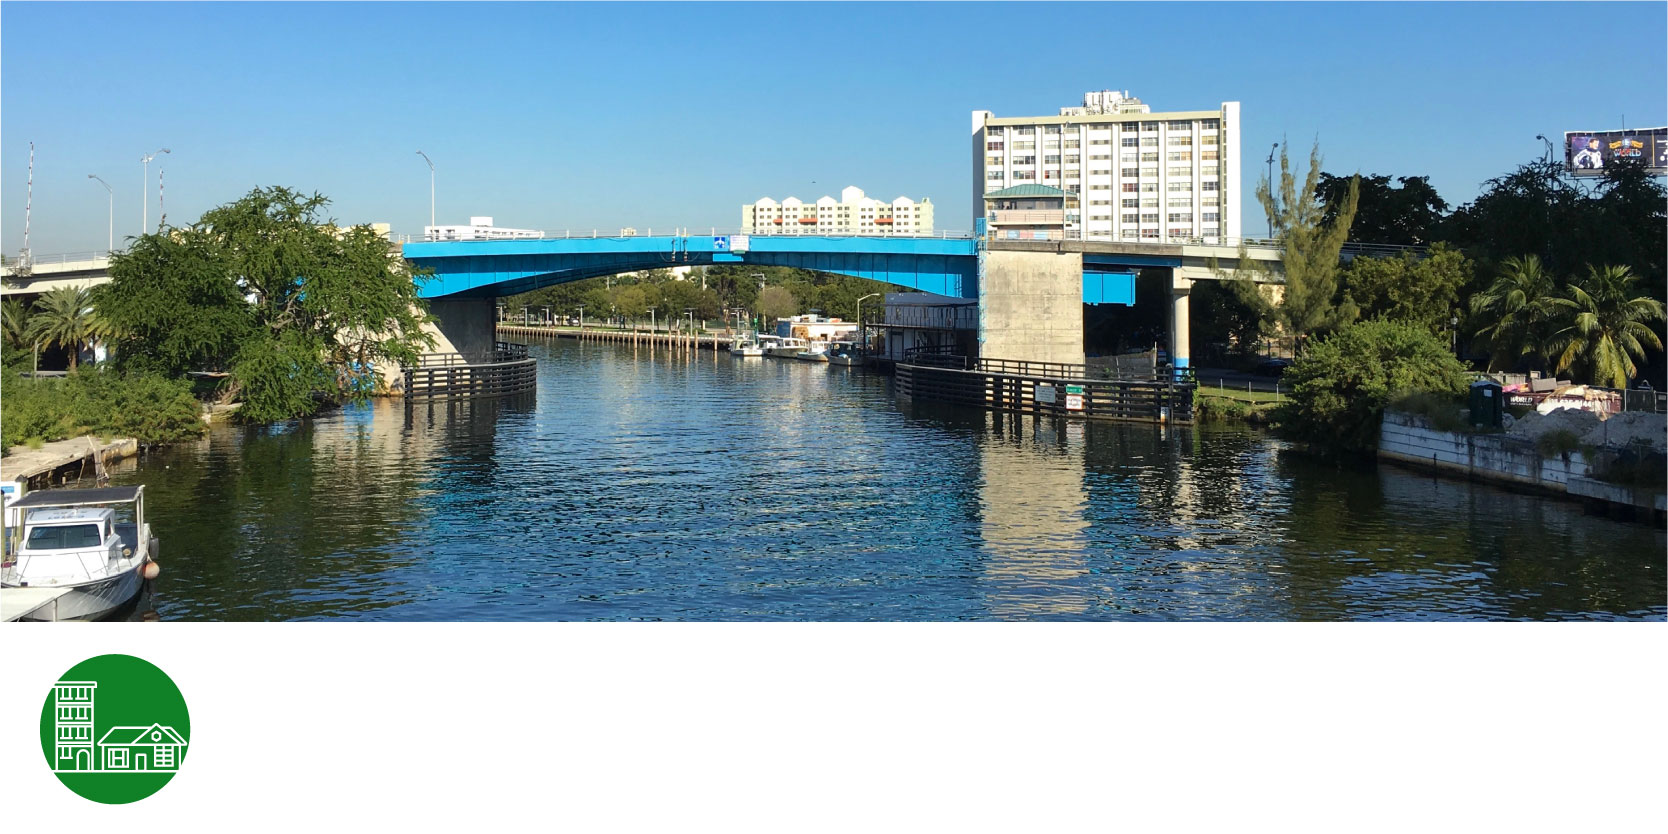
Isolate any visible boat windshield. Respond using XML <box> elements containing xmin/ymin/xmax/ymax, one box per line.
<box><xmin>26</xmin><ymin>524</ymin><xmax>103</xmax><ymax>550</ymax></box>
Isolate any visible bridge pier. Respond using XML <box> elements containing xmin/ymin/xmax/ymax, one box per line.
<box><xmin>978</xmin><ymin>248</ymin><xmax>1086</xmax><ymax>366</ymax></box>
<box><xmin>1170</xmin><ymin>273</ymin><xmax>1192</xmax><ymax>375</ymax></box>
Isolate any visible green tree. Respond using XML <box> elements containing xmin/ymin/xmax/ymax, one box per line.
<box><xmin>1276</xmin><ymin>319</ymin><xmax>1470</xmax><ymax>456</ymax></box>
<box><xmin>1543</xmin><ymin>264</ymin><xmax>1665</xmax><ymax>389</ymax></box>
<box><xmin>24</xmin><ymin>287</ymin><xmax>107</xmax><ymax>371</ymax></box>
<box><xmin>1341</xmin><ymin>243</ymin><xmax>1472</xmax><ymax>335</ymax></box>
<box><xmin>1255</xmin><ymin>142</ymin><xmax>1362</xmax><ymax>344</ymax></box>
<box><xmin>97</xmin><ymin>186</ymin><xmax>435</xmax><ymax>420</ymax></box>
<box><xmin>1468</xmin><ymin>254</ymin><xmax>1558</xmax><ymax>372</ymax></box>
<box><xmin>758</xmin><ymin>286</ymin><xmax>798</xmax><ymax>320</ymax></box>
<box><xmin>1317</xmin><ymin>173</ymin><xmax>1448</xmax><ymax>246</ymax></box>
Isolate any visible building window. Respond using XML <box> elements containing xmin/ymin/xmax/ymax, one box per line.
<box><xmin>1142</xmin><ymin>168</ymin><xmax>1158</xmax><ymax>178</ymax></box>
<box><xmin>1065</xmin><ymin>155</ymin><xmax>1080</xmax><ymax>163</ymax></box>
<box><xmin>1167</xmin><ymin>136</ymin><xmax>1192</xmax><ymax>146</ymax></box>
<box><xmin>1168</xmin><ymin>213</ymin><xmax>1191</xmax><ymax>223</ymax></box>
<box><xmin>1090</xmin><ymin>168</ymin><xmax>1111</xmax><ymax>175</ymax></box>
<box><xmin>1140</xmin><ymin>137</ymin><xmax>1158</xmax><ymax>147</ymax></box>
<box><xmin>1120</xmin><ymin>137</ymin><xmax>1138</xmax><ymax>147</ymax></box>
<box><xmin>1123</xmin><ymin>123</ymin><xmax>1141</xmax><ymax>132</ymax></box>
<box><xmin>1169</xmin><ymin>198</ymin><xmax>1192</xmax><ymax>208</ymax></box>
<box><xmin>1203</xmin><ymin>212</ymin><xmax>1220</xmax><ymax>222</ymax></box>
<box><xmin>1141</xmin><ymin>122</ymin><xmax>1158</xmax><ymax>132</ymax></box>
<box><xmin>1168</xmin><ymin>182</ymin><xmax>1193</xmax><ymax>192</ymax></box>
<box><xmin>1140</xmin><ymin>213</ymin><xmax>1159</xmax><ymax>223</ymax></box>
<box><xmin>1201</xmin><ymin>149</ymin><xmax>1219</xmax><ymax>160</ymax></box>
<box><xmin>1121</xmin><ymin>168</ymin><xmax>1138</xmax><ymax>177</ymax></box>
<box><xmin>1200</xmin><ymin>135</ymin><xmax>1218</xmax><ymax>145</ymax></box>
<box><xmin>1169</xmin><ymin>227</ymin><xmax>1191</xmax><ymax>238</ymax></box>
<box><xmin>986</xmin><ymin>141</ymin><xmax>1003</xmax><ymax>151</ymax></box>
<box><xmin>1122</xmin><ymin>213</ymin><xmax>1139</xmax><ymax>223</ymax></box>
<box><xmin>1168</xmin><ymin>167</ymin><xmax>1191</xmax><ymax>177</ymax></box>
<box><xmin>1122</xmin><ymin>198</ymin><xmax>1139</xmax><ymax>208</ymax></box>
<box><xmin>1201</xmin><ymin>120</ymin><xmax>1219</xmax><ymax>130</ymax></box>
<box><xmin>1121</xmin><ymin>152</ymin><xmax>1137</xmax><ymax>163</ymax></box>
<box><xmin>1122</xmin><ymin>183</ymin><xmax>1138</xmax><ymax>192</ymax></box>
<box><xmin>1064</xmin><ymin>140</ymin><xmax>1080</xmax><ymax>148</ymax></box>
<box><xmin>1140</xmin><ymin>183</ymin><xmax>1157</xmax><ymax>193</ymax></box>
<box><xmin>986</xmin><ymin>170</ymin><xmax>1004</xmax><ymax>181</ymax></box>
<box><xmin>1168</xmin><ymin>121</ymin><xmax>1192</xmax><ymax>130</ymax></box>
<box><xmin>1201</xmin><ymin>181</ymin><xmax>1220</xmax><ymax>192</ymax></box>
<box><xmin>1168</xmin><ymin>151</ymin><xmax>1193</xmax><ymax>162</ymax></box>
<box><xmin>1045</xmin><ymin>155</ymin><xmax>1061</xmax><ymax>164</ymax></box>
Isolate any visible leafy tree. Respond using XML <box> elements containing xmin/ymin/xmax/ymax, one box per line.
<box><xmin>1468</xmin><ymin>254</ymin><xmax>1558</xmax><ymax>373</ymax></box>
<box><xmin>1441</xmin><ymin>160</ymin><xmax>1586</xmax><ymax>280</ymax></box>
<box><xmin>1318</xmin><ymin>173</ymin><xmax>1448</xmax><ymax>246</ymax></box>
<box><xmin>1255</xmin><ymin>142</ymin><xmax>1361</xmax><ymax>344</ymax></box>
<box><xmin>2</xmin><ymin>296</ymin><xmax>31</xmax><ymax>350</ymax></box>
<box><xmin>24</xmin><ymin>287</ymin><xmax>108</xmax><ymax>371</ymax></box>
<box><xmin>1341</xmin><ymin>243</ymin><xmax>1472</xmax><ymax>335</ymax></box>
<box><xmin>1276</xmin><ymin>319</ymin><xmax>1470</xmax><ymax>456</ymax></box>
<box><xmin>758</xmin><ymin>286</ymin><xmax>798</xmax><ymax>320</ymax></box>
<box><xmin>97</xmin><ymin>186</ymin><xmax>435</xmax><ymax>420</ymax></box>
<box><xmin>1189</xmin><ymin>278</ymin><xmax>1271</xmax><ymax>360</ymax></box>
<box><xmin>1543</xmin><ymin>264</ymin><xmax>1665</xmax><ymax>388</ymax></box>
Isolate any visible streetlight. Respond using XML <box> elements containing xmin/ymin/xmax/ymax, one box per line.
<box><xmin>1535</xmin><ymin>134</ymin><xmax>1554</xmax><ymax>164</ymax></box>
<box><xmin>415</xmin><ymin>150</ymin><xmax>435</xmax><ymax>233</ymax></box>
<box><xmin>1264</xmin><ymin>141</ymin><xmax>1279</xmax><ymax>239</ymax></box>
<box><xmin>140</xmin><ymin>148</ymin><xmax>169</xmax><ymax>235</ymax></box>
<box><xmin>576</xmin><ymin>305</ymin><xmax>585</xmax><ymax>332</ymax></box>
<box><xmin>855</xmin><ymin>292</ymin><xmax>880</xmax><ymax>355</ymax></box>
<box><xmin>648</xmin><ymin>307</ymin><xmax>657</xmax><ymax>333</ymax></box>
<box><xmin>87</xmin><ymin>175</ymin><xmax>113</xmax><ymax>252</ymax></box>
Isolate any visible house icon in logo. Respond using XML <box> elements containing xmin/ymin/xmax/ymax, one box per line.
<box><xmin>50</xmin><ymin>680</ymin><xmax>188</xmax><ymax>774</ymax></box>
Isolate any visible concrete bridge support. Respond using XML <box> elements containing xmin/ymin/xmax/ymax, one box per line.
<box><xmin>979</xmin><ymin>249</ymin><xmax>1086</xmax><ymax>366</ymax></box>
<box><xmin>1169</xmin><ymin>273</ymin><xmax>1192</xmax><ymax>373</ymax></box>
<box><xmin>428</xmin><ymin>298</ymin><xmax>499</xmax><ymax>359</ymax></box>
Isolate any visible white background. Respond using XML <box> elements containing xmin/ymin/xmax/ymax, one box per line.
<box><xmin>3</xmin><ymin>624</ymin><xmax>1662</xmax><ymax>832</ymax></box>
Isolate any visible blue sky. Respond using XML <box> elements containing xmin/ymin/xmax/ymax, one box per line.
<box><xmin>3</xmin><ymin>2</ymin><xmax>1664</xmax><ymax>254</ymax></box>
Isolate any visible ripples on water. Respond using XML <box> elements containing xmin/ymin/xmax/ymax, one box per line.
<box><xmin>116</xmin><ymin>338</ymin><xmax>1665</xmax><ymax>621</ymax></box>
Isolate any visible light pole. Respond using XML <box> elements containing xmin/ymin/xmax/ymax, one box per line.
<box><xmin>1535</xmin><ymin>134</ymin><xmax>1554</xmax><ymax>165</ymax></box>
<box><xmin>88</xmin><ymin>175</ymin><xmax>113</xmax><ymax>252</ymax></box>
<box><xmin>1263</xmin><ymin>141</ymin><xmax>1280</xmax><ymax>239</ymax></box>
<box><xmin>855</xmin><ymin>292</ymin><xmax>880</xmax><ymax>354</ymax></box>
<box><xmin>141</xmin><ymin>148</ymin><xmax>169</xmax><ymax>235</ymax></box>
<box><xmin>648</xmin><ymin>307</ymin><xmax>656</xmax><ymax>333</ymax></box>
<box><xmin>576</xmin><ymin>305</ymin><xmax>585</xmax><ymax>332</ymax></box>
<box><xmin>415</xmin><ymin>150</ymin><xmax>435</xmax><ymax>233</ymax></box>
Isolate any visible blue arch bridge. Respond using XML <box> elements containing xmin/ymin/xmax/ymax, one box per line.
<box><xmin>402</xmin><ymin>233</ymin><xmax>1289</xmax><ymax>371</ymax></box>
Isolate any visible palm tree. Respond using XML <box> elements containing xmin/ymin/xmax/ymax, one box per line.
<box><xmin>1543</xmin><ymin>264</ymin><xmax>1665</xmax><ymax>389</ymax></box>
<box><xmin>2</xmin><ymin>296</ymin><xmax>32</xmax><ymax>351</ymax></box>
<box><xmin>1469</xmin><ymin>254</ymin><xmax>1557</xmax><ymax>371</ymax></box>
<box><xmin>23</xmin><ymin>287</ymin><xmax>108</xmax><ymax>371</ymax></box>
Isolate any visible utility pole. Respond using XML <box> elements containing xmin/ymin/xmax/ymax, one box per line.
<box><xmin>141</xmin><ymin>148</ymin><xmax>170</xmax><ymax>235</ymax></box>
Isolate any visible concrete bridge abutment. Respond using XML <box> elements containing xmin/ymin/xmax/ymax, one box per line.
<box><xmin>978</xmin><ymin>249</ymin><xmax>1086</xmax><ymax>367</ymax></box>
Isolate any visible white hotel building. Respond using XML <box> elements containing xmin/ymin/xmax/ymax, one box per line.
<box><xmin>973</xmin><ymin>90</ymin><xmax>1241</xmax><ymax>243</ymax></box>
<box><xmin>743</xmin><ymin>186</ymin><xmax>933</xmax><ymax>236</ymax></box>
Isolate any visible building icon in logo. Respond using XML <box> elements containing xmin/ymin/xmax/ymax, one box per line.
<box><xmin>49</xmin><ymin>679</ymin><xmax>187</xmax><ymax>774</ymax></box>
<box><xmin>52</xmin><ymin>682</ymin><xmax>98</xmax><ymax>772</ymax></box>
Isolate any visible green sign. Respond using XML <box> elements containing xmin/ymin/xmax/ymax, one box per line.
<box><xmin>40</xmin><ymin>654</ymin><xmax>190</xmax><ymax>804</ymax></box>
<box><xmin>1065</xmin><ymin>385</ymin><xmax>1085</xmax><ymax>395</ymax></box>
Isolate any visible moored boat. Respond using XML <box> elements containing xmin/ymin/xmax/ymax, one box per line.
<box><xmin>827</xmin><ymin>341</ymin><xmax>860</xmax><ymax>366</ymax></box>
<box><xmin>1</xmin><ymin>486</ymin><xmax>158</xmax><ymax>622</ymax></box>
<box><xmin>730</xmin><ymin>333</ymin><xmax>765</xmax><ymax>357</ymax></box>
<box><xmin>766</xmin><ymin>337</ymin><xmax>809</xmax><ymax>358</ymax></box>
<box><xmin>795</xmin><ymin>342</ymin><xmax>830</xmax><ymax>362</ymax></box>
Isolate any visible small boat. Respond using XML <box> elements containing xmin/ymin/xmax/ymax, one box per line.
<box><xmin>766</xmin><ymin>337</ymin><xmax>808</xmax><ymax>358</ymax></box>
<box><xmin>1</xmin><ymin>486</ymin><xmax>158</xmax><ymax>621</ymax></box>
<box><xmin>827</xmin><ymin>341</ymin><xmax>861</xmax><ymax>366</ymax></box>
<box><xmin>730</xmin><ymin>334</ymin><xmax>765</xmax><ymax>357</ymax></box>
<box><xmin>795</xmin><ymin>342</ymin><xmax>830</xmax><ymax>362</ymax></box>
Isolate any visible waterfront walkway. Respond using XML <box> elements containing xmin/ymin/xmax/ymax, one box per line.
<box><xmin>1</xmin><ymin>436</ymin><xmax>138</xmax><ymax>486</ymax></box>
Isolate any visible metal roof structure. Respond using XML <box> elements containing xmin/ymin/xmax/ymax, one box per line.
<box><xmin>982</xmin><ymin>184</ymin><xmax>1070</xmax><ymax>199</ymax></box>
<box><xmin>8</xmin><ymin>485</ymin><xmax>144</xmax><ymax>508</ymax></box>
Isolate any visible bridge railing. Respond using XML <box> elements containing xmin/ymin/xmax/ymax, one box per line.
<box><xmin>390</xmin><ymin>229</ymin><xmax>975</xmax><ymax>244</ymax></box>
<box><xmin>1</xmin><ymin>251</ymin><xmax>113</xmax><ymax>274</ymax></box>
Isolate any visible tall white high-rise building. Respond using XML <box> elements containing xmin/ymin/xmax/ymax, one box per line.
<box><xmin>742</xmin><ymin>186</ymin><xmax>933</xmax><ymax>236</ymax></box>
<box><xmin>972</xmin><ymin>90</ymin><xmax>1240</xmax><ymax>243</ymax></box>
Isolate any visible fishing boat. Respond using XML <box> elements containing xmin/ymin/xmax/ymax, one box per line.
<box><xmin>766</xmin><ymin>337</ymin><xmax>809</xmax><ymax>358</ymax></box>
<box><xmin>795</xmin><ymin>342</ymin><xmax>830</xmax><ymax>362</ymax></box>
<box><xmin>1</xmin><ymin>486</ymin><xmax>159</xmax><ymax>621</ymax></box>
<box><xmin>827</xmin><ymin>341</ymin><xmax>861</xmax><ymax>366</ymax></box>
<box><xmin>729</xmin><ymin>334</ymin><xmax>765</xmax><ymax>357</ymax></box>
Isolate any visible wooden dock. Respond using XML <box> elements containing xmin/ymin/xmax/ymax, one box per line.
<box><xmin>895</xmin><ymin>357</ymin><xmax>1195</xmax><ymax>424</ymax></box>
<box><xmin>0</xmin><ymin>587</ymin><xmax>72</xmax><ymax>622</ymax></box>
<box><xmin>497</xmin><ymin>324</ymin><xmax>738</xmax><ymax>352</ymax></box>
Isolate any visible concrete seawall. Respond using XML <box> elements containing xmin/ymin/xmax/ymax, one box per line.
<box><xmin>1377</xmin><ymin>411</ymin><xmax>1665</xmax><ymax>520</ymax></box>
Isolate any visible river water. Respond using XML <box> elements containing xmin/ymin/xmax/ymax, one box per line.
<box><xmin>112</xmin><ymin>337</ymin><xmax>1664</xmax><ymax>621</ymax></box>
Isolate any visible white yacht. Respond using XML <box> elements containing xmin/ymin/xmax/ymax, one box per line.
<box><xmin>2</xmin><ymin>486</ymin><xmax>158</xmax><ymax>621</ymax></box>
<box><xmin>729</xmin><ymin>334</ymin><xmax>765</xmax><ymax>357</ymax></box>
<box><xmin>795</xmin><ymin>342</ymin><xmax>830</xmax><ymax>362</ymax></box>
<box><xmin>766</xmin><ymin>337</ymin><xmax>809</xmax><ymax>358</ymax></box>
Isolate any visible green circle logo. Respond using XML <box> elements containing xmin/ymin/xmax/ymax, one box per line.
<box><xmin>39</xmin><ymin>654</ymin><xmax>190</xmax><ymax>804</ymax></box>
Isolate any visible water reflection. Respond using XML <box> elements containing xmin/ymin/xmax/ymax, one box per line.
<box><xmin>101</xmin><ymin>338</ymin><xmax>1664</xmax><ymax>621</ymax></box>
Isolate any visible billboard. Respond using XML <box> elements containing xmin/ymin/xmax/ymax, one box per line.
<box><xmin>1564</xmin><ymin>127</ymin><xmax>1668</xmax><ymax>176</ymax></box>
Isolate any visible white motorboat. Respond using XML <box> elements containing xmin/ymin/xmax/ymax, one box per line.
<box><xmin>827</xmin><ymin>341</ymin><xmax>860</xmax><ymax>366</ymax></box>
<box><xmin>766</xmin><ymin>337</ymin><xmax>809</xmax><ymax>358</ymax></box>
<box><xmin>730</xmin><ymin>334</ymin><xmax>765</xmax><ymax>357</ymax></box>
<box><xmin>1</xmin><ymin>486</ymin><xmax>158</xmax><ymax>621</ymax></box>
<box><xmin>795</xmin><ymin>342</ymin><xmax>830</xmax><ymax>362</ymax></box>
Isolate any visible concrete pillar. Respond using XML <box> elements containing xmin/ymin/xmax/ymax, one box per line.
<box><xmin>979</xmin><ymin>248</ymin><xmax>1085</xmax><ymax>367</ymax></box>
<box><xmin>1170</xmin><ymin>273</ymin><xmax>1192</xmax><ymax>374</ymax></box>
<box><xmin>428</xmin><ymin>297</ymin><xmax>498</xmax><ymax>361</ymax></box>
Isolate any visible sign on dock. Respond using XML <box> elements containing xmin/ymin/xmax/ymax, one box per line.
<box><xmin>1035</xmin><ymin>383</ymin><xmax>1056</xmax><ymax>404</ymax></box>
<box><xmin>1064</xmin><ymin>385</ymin><xmax>1085</xmax><ymax>411</ymax></box>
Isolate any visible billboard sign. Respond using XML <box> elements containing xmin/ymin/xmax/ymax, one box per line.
<box><xmin>1564</xmin><ymin>127</ymin><xmax>1668</xmax><ymax>176</ymax></box>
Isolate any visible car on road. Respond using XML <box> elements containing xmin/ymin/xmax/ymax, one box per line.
<box><xmin>1252</xmin><ymin>357</ymin><xmax>1292</xmax><ymax>377</ymax></box>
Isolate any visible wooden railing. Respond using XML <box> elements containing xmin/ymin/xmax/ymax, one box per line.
<box><xmin>403</xmin><ymin>343</ymin><xmax>536</xmax><ymax>401</ymax></box>
<box><xmin>895</xmin><ymin>358</ymin><xmax>1194</xmax><ymax>423</ymax></box>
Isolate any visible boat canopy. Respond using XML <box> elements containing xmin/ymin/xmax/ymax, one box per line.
<box><xmin>9</xmin><ymin>486</ymin><xmax>145</xmax><ymax>509</ymax></box>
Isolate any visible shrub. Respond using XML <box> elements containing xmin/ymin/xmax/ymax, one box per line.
<box><xmin>1389</xmin><ymin>390</ymin><xmax>1471</xmax><ymax>433</ymax></box>
<box><xmin>1536</xmin><ymin>429</ymin><xmax>1582</xmax><ymax>459</ymax></box>
<box><xmin>1</xmin><ymin>367</ymin><xmax>204</xmax><ymax>454</ymax></box>
<box><xmin>1275</xmin><ymin>319</ymin><xmax>1470</xmax><ymax>455</ymax></box>
<box><xmin>1195</xmin><ymin>396</ymin><xmax>1252</xmax><ymax>421</ymax></box>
